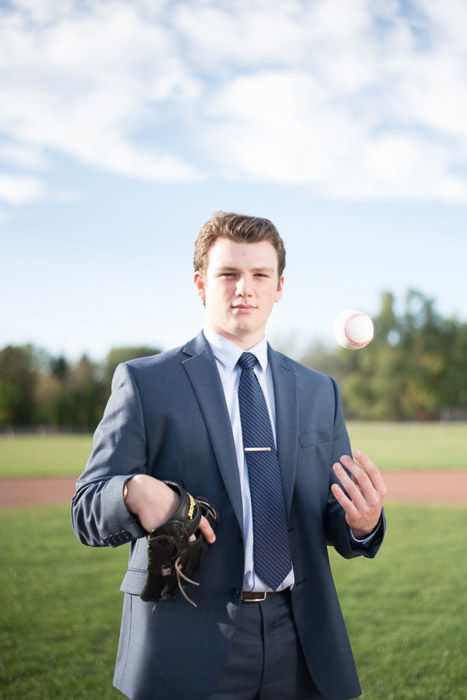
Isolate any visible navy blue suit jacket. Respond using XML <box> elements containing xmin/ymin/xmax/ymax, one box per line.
<box><xmin>72</xmin><ymin>332</ymin><xmax>385</xmax><ymax>700</ymax></box>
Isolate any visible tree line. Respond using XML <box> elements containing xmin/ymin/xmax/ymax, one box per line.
<box><xmin>0</xmin><ymin>345</ymin><xmax>161</xmax><ymax>430</ymax></box>
<box><xmin>1</xmin><ymin>290</ymin><xmax>466</xmax><ymax>430</ymax></box>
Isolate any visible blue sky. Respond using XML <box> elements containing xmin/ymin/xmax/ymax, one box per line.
<box><xmin>1</xmin><ymin>0</ymin><xmax>466</xmax><ymax>361</ymax></box>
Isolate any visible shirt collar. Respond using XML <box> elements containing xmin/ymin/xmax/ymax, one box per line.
<box><xmin>203</xmin><ymin>327</ymin><xmax>269</xmax><ymax>372</ymax></box>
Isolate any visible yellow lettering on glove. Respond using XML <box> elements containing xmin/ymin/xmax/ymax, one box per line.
<box><xmin>188</xmin><ymin>493</ymin><xmax>196</xmax><ymax>520</ymax></box>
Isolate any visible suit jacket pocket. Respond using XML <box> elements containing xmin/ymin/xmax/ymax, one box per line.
<box><xmin>299</xmin><ymin>428</ymin><xmax>332</xmax><ymax>448</ymax></box>
<box><xmin>120</xmin><ymin>568</ymin><xmax>147</xmax><ymax>595</ymax></box>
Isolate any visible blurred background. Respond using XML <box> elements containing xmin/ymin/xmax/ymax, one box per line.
<box><xmin>1</xmin><ymin>1</ymin><xmax>466</xmax><ymax>698</ymax></box>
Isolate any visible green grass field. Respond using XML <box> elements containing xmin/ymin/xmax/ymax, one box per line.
<box><xmin>0</xmin><ymin>434</ymin><xmax>93</xmax><ymax>478</ymax></box>
<box><xmin>330</xmin><ymin>505</ymin><xmax>467</xmax><ymax>699</ymax></box>
<box><xmin>347</xmin><ymin>421</ymin><xmax>467</xmax><ymax>472</ymax></box>
<box><xmin>0</xmin><ymin>421</ymin><xmax>466</xmax><ymax>478</ymax></box>
<box><xmin>0</xmin><ymin>503</ymin><xmax>465</xmax><ymax>699</ymax></box>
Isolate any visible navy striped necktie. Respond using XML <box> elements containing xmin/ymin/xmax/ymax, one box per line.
<box><xmin>237</xmin><ymin>352</ymin><xmax>292</xmax><ymax>590</ymax></box>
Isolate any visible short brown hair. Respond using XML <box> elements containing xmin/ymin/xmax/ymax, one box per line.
<box><xmin>194</xmin><ymin>212</ymin><xmax>286</xmax><ymax>277</ymax></box>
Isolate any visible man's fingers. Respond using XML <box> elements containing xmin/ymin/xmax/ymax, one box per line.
<box><xmin>339</xmin><ymin>454</ymin><xmax>386</xmax><ymax>504</ymax></box>
<box><xmin>331</xmin><ymin>482</ymin><xmax>359</xmax><ymax>519</ymax></box>
<box><xmin>333</xmin><ymin>452</ymin><xmax>386</xmax><ymax>536</ymax></box>
<box><xmin>350</xmin><ymin>451</ymin><xmax>387</xmax><ymax>497</ymax></box>
<box><xmin>333</xmin><ymin>461</ymin><xmax>368</xmax><ymax>508</ymax></box>
<box><xmin>198</xmin><ymin>515</ymin><xmax>216</xmax><ymax>544</ymax></box>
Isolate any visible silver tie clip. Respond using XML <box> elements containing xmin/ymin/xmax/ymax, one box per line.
<box><xmin>244</xmin><ymin>447</ymin><xmax>272</xmax><ymax>452</ymax></box>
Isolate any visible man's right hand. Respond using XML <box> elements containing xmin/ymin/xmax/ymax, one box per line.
<box><xmin>124</xmin><ymin>475</ymin><xmax>216</xmax><ymax>543</ymax></box>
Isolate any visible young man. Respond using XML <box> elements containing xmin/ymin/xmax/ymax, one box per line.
<box><xmin>72</xmin><ymin>212</ymin><xmax>386</xmax><ymax>700</ymax></box>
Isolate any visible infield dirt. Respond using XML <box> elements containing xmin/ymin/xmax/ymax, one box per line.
<box><xmin>1</xmin><ymin>472</ymin><xmax>466</xmax><ymax>509</ymax></box>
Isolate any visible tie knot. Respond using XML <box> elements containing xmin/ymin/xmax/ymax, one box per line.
<box><xmin>238</xmin><ymin>352</ymin><xmax>257</xmax><ymax>370</ymax></box>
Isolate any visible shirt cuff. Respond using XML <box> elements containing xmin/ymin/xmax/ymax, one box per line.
<box><xmin>350</xmin><ymin>521</ymin><xmax>380</xmax><ymax>544</ymax></box>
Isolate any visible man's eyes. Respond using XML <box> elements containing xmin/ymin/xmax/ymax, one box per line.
<box><xmin>219</xmin><ymin>272</ymin><xmax>269</xmax><ymax>278</ymax></box>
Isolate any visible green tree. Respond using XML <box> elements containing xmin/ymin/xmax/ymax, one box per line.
<box><xmin>0</xmin><ymin>345</ymin><xmax>38</xmax><ymax>425</ymax></box>
<box><xmin>49</xmin><ymin>355</ymin><xmax>69</xmax><ymax>380</ymax></box>
<box><xmin>57</xmin><ymin>355</ymin><xmax>105</xmax><ymax>429</ymax></box>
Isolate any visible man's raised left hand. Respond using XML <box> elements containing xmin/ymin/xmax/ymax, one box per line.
<box><xmin>331</xmin><ymin>451</ymin><xmax>387</xmax><ymax>539</ymax></box>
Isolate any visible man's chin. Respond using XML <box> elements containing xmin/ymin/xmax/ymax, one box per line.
<box><xmin>229</xmin><ymin>320</ymin><xmax>255</xmax><ymax>335</ymax></box>
<box><xmin>227</xmin><ymin>322</ymin><xmax>265</xmax><ymax>344</ymax></box>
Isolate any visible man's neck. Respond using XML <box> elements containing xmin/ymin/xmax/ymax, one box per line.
<box><xmin>204</xmin><ymin>326</ymin><xmax>265</xmax><ymax>351</ymax></box>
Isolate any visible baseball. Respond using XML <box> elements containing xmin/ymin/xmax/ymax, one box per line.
<box><xmin>333</xmin><ymin>309</ymin><xmax>374</xmax><ymax>350</ymax></box>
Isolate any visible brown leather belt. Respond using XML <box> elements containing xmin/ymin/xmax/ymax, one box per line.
<box><xmin>241</xmin><ymin>590</ymin><xmax>288</xmax><ymax>602</ymax></box>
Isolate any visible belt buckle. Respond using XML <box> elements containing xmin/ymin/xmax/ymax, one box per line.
<box><xmin>244</xmin><ymin>592</ymin><xmax>267</xmax><ymax>602</ymax></box>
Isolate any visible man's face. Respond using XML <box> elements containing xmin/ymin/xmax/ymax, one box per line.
<box><xmin>194</xmin><ymin>238</ymin><xmax>284</xmax><ymax>349</ymax></box>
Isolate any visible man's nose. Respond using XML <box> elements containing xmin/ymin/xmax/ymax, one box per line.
<box><xmin>236</xmin><ymin>276</ymin><xmax>252</xmax><ymax>296</ymax></box>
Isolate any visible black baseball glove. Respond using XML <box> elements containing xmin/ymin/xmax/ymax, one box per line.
<box><xmin>139</xmin><ymin>481</ymin><xmax>218</xmax><ymax>610</ymax></box>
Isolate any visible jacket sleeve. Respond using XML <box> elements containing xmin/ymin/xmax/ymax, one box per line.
<box><xmin>71</xmin><ymin>363</ymin><xmax>148</xmax><ymax>547</ymax></box>
<box><xmin>323</xmin><ymin>377</ymin><xmax>386</xmax><ymax>560</ymax></box>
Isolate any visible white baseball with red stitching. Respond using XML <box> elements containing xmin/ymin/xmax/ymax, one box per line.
<box><xmin>333</xmin><ymin>309</ymin><xmax>374</xmax><ymax>350</ymax></box>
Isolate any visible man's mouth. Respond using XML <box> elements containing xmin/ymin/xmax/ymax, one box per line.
<box><xmin>232</xmin><ymin>304</ymin><xmax>256</xmax><ymax>312</ymax></box>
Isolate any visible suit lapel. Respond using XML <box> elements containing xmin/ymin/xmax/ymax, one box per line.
<box><xmin>182</xmin><ymin>334</ymin><xmax>244</xmax><ymax>532</ymax></box>
<box><xmin>268</xmin><ymin>347</ymin><xmax>299</xmax><ymax>515</ymax></box>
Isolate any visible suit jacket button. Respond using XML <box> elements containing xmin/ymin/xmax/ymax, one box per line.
<box><xmin>230</xmin><ymin>588</ymin><xmax>240</xmax><ymax>598</ymax></box>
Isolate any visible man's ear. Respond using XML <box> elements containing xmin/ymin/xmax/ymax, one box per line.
<box><xmin>275</xmin><ymin>275</ymin><xmax>284</xmax><ymax>302</ymax></box>
<box><xmin>194</xmin><ymin>272</ymin><xmax>206</xmax><ymax>301</ymax></box>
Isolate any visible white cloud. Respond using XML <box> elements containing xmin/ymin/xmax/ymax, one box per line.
<box><xmin>333</xmin><ymin>135</ymin><xmax>467</xmax><ymax>201</ymax></box>
<box><xmin>0</xmin><ymin>0</ymin><xmax>202</xmax><ymax>195</ymax></box>
<box><xmin>201</xmin><ymin>70</ymin><xmax>366</xmax><ymax>184</ymax></box>
<box><xmin>0</xmin><ymin>173</ymin><xmax>46</xmax><ymax>204</ymax></box>
<box><xmin>191</xmin><ymin>0</ymin><xmax>467</xmax><ymax>200</ymax></box>
<box><xmin>1</xmin><ymin>0</ymin><xmax>467</xmax><ymax>202</ymax></box>
<box><xmin>414</xmin><ymin>0</ymin><xmax>467</xmax><ymax>48</ymax></box>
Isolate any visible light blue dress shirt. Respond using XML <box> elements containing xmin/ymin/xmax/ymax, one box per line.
<box><xmin>203</xmin><ymin>327</ymin><xmax>294</xmax><ymax>592</ymax></box>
